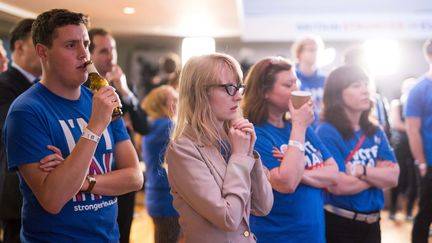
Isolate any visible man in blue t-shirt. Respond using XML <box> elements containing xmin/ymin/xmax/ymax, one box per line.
<box><xmin>2</xmin><ymin>9</ymin><xmax>143</xmax><ymax>242</ymax></box>
<box><xmin>291</xmin><ymin>35</ymin><xmax>326</xmax><ymax>128</ymax></box>
<box><xmin>406</xmin><ymin>39</ymin><xmax>432</xmax><ymax>243</ymax></box>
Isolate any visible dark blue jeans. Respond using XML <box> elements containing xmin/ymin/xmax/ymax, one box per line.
<box><xmin>412</xmin><ymin>167</ymin><xmax>432</xmax><ymax>243</ymax></box>
<box><xmin>325</xmin><ymin>210</ymin><xmax>381</xmax><ymax>243</ymax></box>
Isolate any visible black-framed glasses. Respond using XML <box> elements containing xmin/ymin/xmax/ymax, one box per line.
<box><xmin>209</xmin><ymin>83</ymin><xmax>246</xmax><ymax>96</ymax></box>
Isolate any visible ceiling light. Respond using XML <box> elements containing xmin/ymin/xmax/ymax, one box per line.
<box><xmin>123</xmin><ymin>7</ymin><xmax>135</xmax><ymax>15</ymax></box>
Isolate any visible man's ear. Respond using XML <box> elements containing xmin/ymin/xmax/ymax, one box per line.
<box><xmin>35</xmin><ymin>43</ymin><xmax>48</xmax><ymax>60</ymax></box>
<box><xmin>13</xmin><ymin>40</ymin><xmax>24</xmax><ymax>54</ymax></box>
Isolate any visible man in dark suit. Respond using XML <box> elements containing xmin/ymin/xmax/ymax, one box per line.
<box><xmin>0</xmin><ymin>18</ymin><xmax>41</xmax><ymax>243</ymax></box>
<box><xmin>88</xmin><ymin>28</ymin><xmax>149</xmax><ymax>243</ymax></box>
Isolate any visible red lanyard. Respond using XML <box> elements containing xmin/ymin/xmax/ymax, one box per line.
<box><xmin>345</xmin><ymin>134</ymin><xmax>367</xmax><ymax>164</ymax></box>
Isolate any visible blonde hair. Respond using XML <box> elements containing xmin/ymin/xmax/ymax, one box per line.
<box><xmin>141</xmin><ymin>85</ymin><xmax>177</xmax><ymax>119</ymax></box>
<box><xmin>172</xmin><ymin>53</ymin><xmax>243</xmax><ymax>146</ymax></box>
<box><xmin>291</xmin><ymin>34</ymin><xmax>324</xmax><ymax>61</ymax></box>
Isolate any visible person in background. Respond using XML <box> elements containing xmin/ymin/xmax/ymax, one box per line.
<box><xmin>145</xmin><ymin>53</ymin><xmax>180</xmax><ymax>94</ymax></box>
<box><xmin>165</xmin><ymin>53</ymin><xmax>273</xmax><ymax>243</ymax></box>
<box><xmin>0</xmin><ymin>39</ymin><xmax>8</xmax><ymax>72</ymax></box>
<box><xmin>291</xmin><ymin>35</ymin><xmax>326</xmax><ymax>128</ymax></box>
<box><xmin>389</xmin><ymin>77</ymin><xmax>419</xmax><ymax>221</ymax></box>
<box><xmin>0</xmin><ymin>18</ymin><xmax>42</xmax><ymax>243</ymax></box>
<box><xmin>3</xmin><ymin>9</ymin><xmax>143</xmax><ymax>242</ymax></box>
<box><xmin>88</xmin><ymin>27</ymin><xmax>149</xmax><ymax>243</ymax></box>
<box><xmin>406</xmin><ymin>39</ymin><xmax>432</xmax><ymax>243</ymax></box>
<box><xmin>141</xmin><ymin>85</ymin><xmax>180</xmax><ymax>243</ymax></box>
<box><xmin>242</xmin><ymin>56</ymin><xmax>338</xmax><ymax>243</ymax></box>
<box><xmin>316</xmin><ymin>65</ymin><xmax>399</xmax><ymax>243</ymax></box>
<box><xmin>88</xmin><ymin>28</ymin><xmax>149</xmax><ymax>135</ymax></box>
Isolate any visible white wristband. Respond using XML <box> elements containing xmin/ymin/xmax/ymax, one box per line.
<box><xmin>288</xmin><ymin>140</ymin><xmax>305</xmax><ymax>152</ymax></box>
<box><xmin>81</xmin><ymin>127</ymin><xmax>100</xmax><ymax>143</ymax></box>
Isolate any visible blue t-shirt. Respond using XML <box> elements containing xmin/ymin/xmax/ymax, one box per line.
<box><xmin>141</xmin><ymin>117</ymin><xmax>178</xmax><ymax>218</ymax></box>
<box><xmin>250</xmin><ymin>121</ymin><xmax>331</xmax><ymax>243</ymax></box>
<box><xmin>296</xmin><ymin>67</ymin><xmax>326</xmax><ymax>128</ymax></box>
<box><xmin>3</xmin><ymin>83</ymin><xmax>129</xmax><ymax>242</ymax></box>
<box><xmin>316</xmin><ymin>122</ymin><xmax>396</xmax><ymax>213</ymax></box>
<box><xmin>405</xmin><ymin>76</ymin><xmax>432</xmax><ymax>166</ymax></box>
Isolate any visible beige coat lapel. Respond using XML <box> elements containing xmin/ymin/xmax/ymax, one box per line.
<box><xmin>195</xmin><ymin>145</ymin><xmax>227</xmax><ymax>188</ymax></box>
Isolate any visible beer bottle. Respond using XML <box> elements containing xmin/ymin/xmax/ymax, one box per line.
<box><xmin>84</xmin><ymin>60</ymin><xmax>123</xmax><ymax>121</ymax></box>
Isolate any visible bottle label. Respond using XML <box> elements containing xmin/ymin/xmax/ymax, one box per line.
<box><xmin>86</xmin><ymin>63</ymin><xmax>99</xmax><ymax>74</ymax></box>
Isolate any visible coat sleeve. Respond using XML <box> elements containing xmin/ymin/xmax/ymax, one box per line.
<box><xmin>249</xmin><ymin>151</ymin><xmax>273</xmax><ymax>216</ymax></box>
<box><xmin>166</xmin><ymin>138</ymin><xmax>255</xmax><ymax>232</ymax></box>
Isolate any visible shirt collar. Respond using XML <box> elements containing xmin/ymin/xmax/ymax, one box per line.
<box><xmin>12</xmin><ymin>62</ymin><xmax>41</xmax><ymax>84</ymax></box>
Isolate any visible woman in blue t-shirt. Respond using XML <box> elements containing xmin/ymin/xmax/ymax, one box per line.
<box><xmin>141</xmin><ymin>85</ymin><xmax>180</xmax><ymax>243</ymax></box>
<box><xmin>316</xmin><ymin>65</ymin><xmax>399</xmax><ymax>243</ymax></box>
<box><xmin>242</xmin><ymin>56</ymin><xmax>339</xmax><ymax>243</ymax></box>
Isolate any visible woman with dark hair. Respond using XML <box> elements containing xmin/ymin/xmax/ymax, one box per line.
<box><xmin>242</xmin><ymin>56</ymin><xmax>338</xmax><ymax>243</ymax></box>
<box><xmin>316</xmin><ymin>65</ymin><xmax>399</xmax><ymax>243</ymax></box>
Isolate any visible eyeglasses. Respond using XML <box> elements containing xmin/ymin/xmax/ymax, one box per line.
<box><xmin>210</xmin><ymin>83</ymin><xmax>246</xmax><ymax>96</ymax></box>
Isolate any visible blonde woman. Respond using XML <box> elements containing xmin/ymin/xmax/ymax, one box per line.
<box><xmin>141</xmin><ymin>85</ymin><xmax>179</xmax><ymax>243</ymax></box>
<box><xmin>165</xmin><ymin>53</ymin><xmax>273</xmax><ymax>243</ymax></box>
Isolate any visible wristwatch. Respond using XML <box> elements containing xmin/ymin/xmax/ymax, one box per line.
<box><xmin>84</xmin><ymin>175</ymin><xmax>96</xmax><ymax>193</ymax></box>
<box><xmin>288</xmin><ymin>140</ymin><xmax>305</xmax><ymax>152</ymax></box>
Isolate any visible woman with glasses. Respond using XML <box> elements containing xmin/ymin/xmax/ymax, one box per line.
<box><xmin>316</xmin><ymin>65</ymin><xmax>399</xmax><ymax>243</ymax></box>
<box><xmin>242</xmin><ymin>57</ymin><xmax>338</xmax><ymax>243</ymax></box>
<box><xmin>165</xmin><ymin>53</ymin><xmax>273</xmax><ymax>243</ymax></box>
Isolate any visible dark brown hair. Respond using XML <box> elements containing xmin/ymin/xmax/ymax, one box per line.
<box><xmin>9</xmin><ymin>18</ymin><xmax>34</xmax><ymax>52</ymax></box>
<box><xmin>242</xmin><ymin>57</ymin><xmax>293</xmax><ymax>125</ymax></box>
<box><xmin>88</xmin><ymin>28</ymin><xmax>109</xmax><ymax>53</ymax></box>
<box><xmin>32</xmin><ymin>9</ymin><xmax>89</xmax><ymax>48</ymax></box>
<box><xmin>321</xmin><ymin>65</ymin><xmax>377</xmax><ymax>139</ymax></box>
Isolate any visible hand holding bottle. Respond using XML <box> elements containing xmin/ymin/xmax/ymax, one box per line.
<box><xmin>85</xmin><ymin>60</ymin><xmax>123</xmax><ymax>121</ymax></box>
<box><xmin>87</xmin><ymin>86</ymin><xmax>121</xmax><ymax>135</ymax></box>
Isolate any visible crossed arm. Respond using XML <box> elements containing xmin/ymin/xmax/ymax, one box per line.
<box><xmin>19</xmin><ymin>139</ymin><xmax>142</xmax><ymax>214</ymax></box>
<box><xmin>328</xmin><ymin>161</ymin><xmax>399</xmax><ymax>195</ymax></box>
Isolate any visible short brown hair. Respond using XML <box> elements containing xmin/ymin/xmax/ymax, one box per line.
<box><xmin>242</xmin><ymin>57</ymin><xmax>293</xmax><ymax>125</ymax></box>
<box><xmin>321</xmin><ymin>65</ymin><xmax>377</xmax><ymax>139</ymax></box>
<box><xmin>32</xmin><ymin>9</ymin><xmax>89</xmax><ymax>48</ymax></box>
<box><xmin>88</xmin><ymin>28</ymin><xmax>110</xmax><ymax>53</ymax></box>
<box><xmin>9</xmin><ymin>18</ymin><xmax>34</xmax><ymax>52</ymax></box>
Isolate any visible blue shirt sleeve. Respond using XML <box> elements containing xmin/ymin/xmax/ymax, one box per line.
<box><xmin>306</xmin><ymin>127</ymin><xmax>332</xmax><ymax>161</ymax></box>
<box><xmin>110</xmin><ymin>117</ymin><xmax>130</xmax><ymax>144</ymax></box>
<box><xmin>254</xmin><ymin>127</ymin><xmax>281</xmax><ymax>170</ymax></box>
<box><xmin>4</xmin><ymin>110</ymin><xmax>53</xmax><ymax>170</ymax></box>
<box><xmin>405</xmin><ymin>83</ymin><xmax>423</xmax><ymax>118</ymax></box>
<box><xmin>316</xmin><ymin>123</ymin><xmax>346</xmax><ymax>172</ymax></box>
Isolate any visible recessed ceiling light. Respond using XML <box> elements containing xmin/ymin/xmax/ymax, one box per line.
<box><xmin>123</xmin><ymin>7</ymin><xmax>135</xmax><ymax>15</ymax></box>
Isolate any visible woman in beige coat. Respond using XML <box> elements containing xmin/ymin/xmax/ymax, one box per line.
<box><xmin>165</xmin><ymin>53</ymin><xmax>273</xmax><ymax>243</ymax></box>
